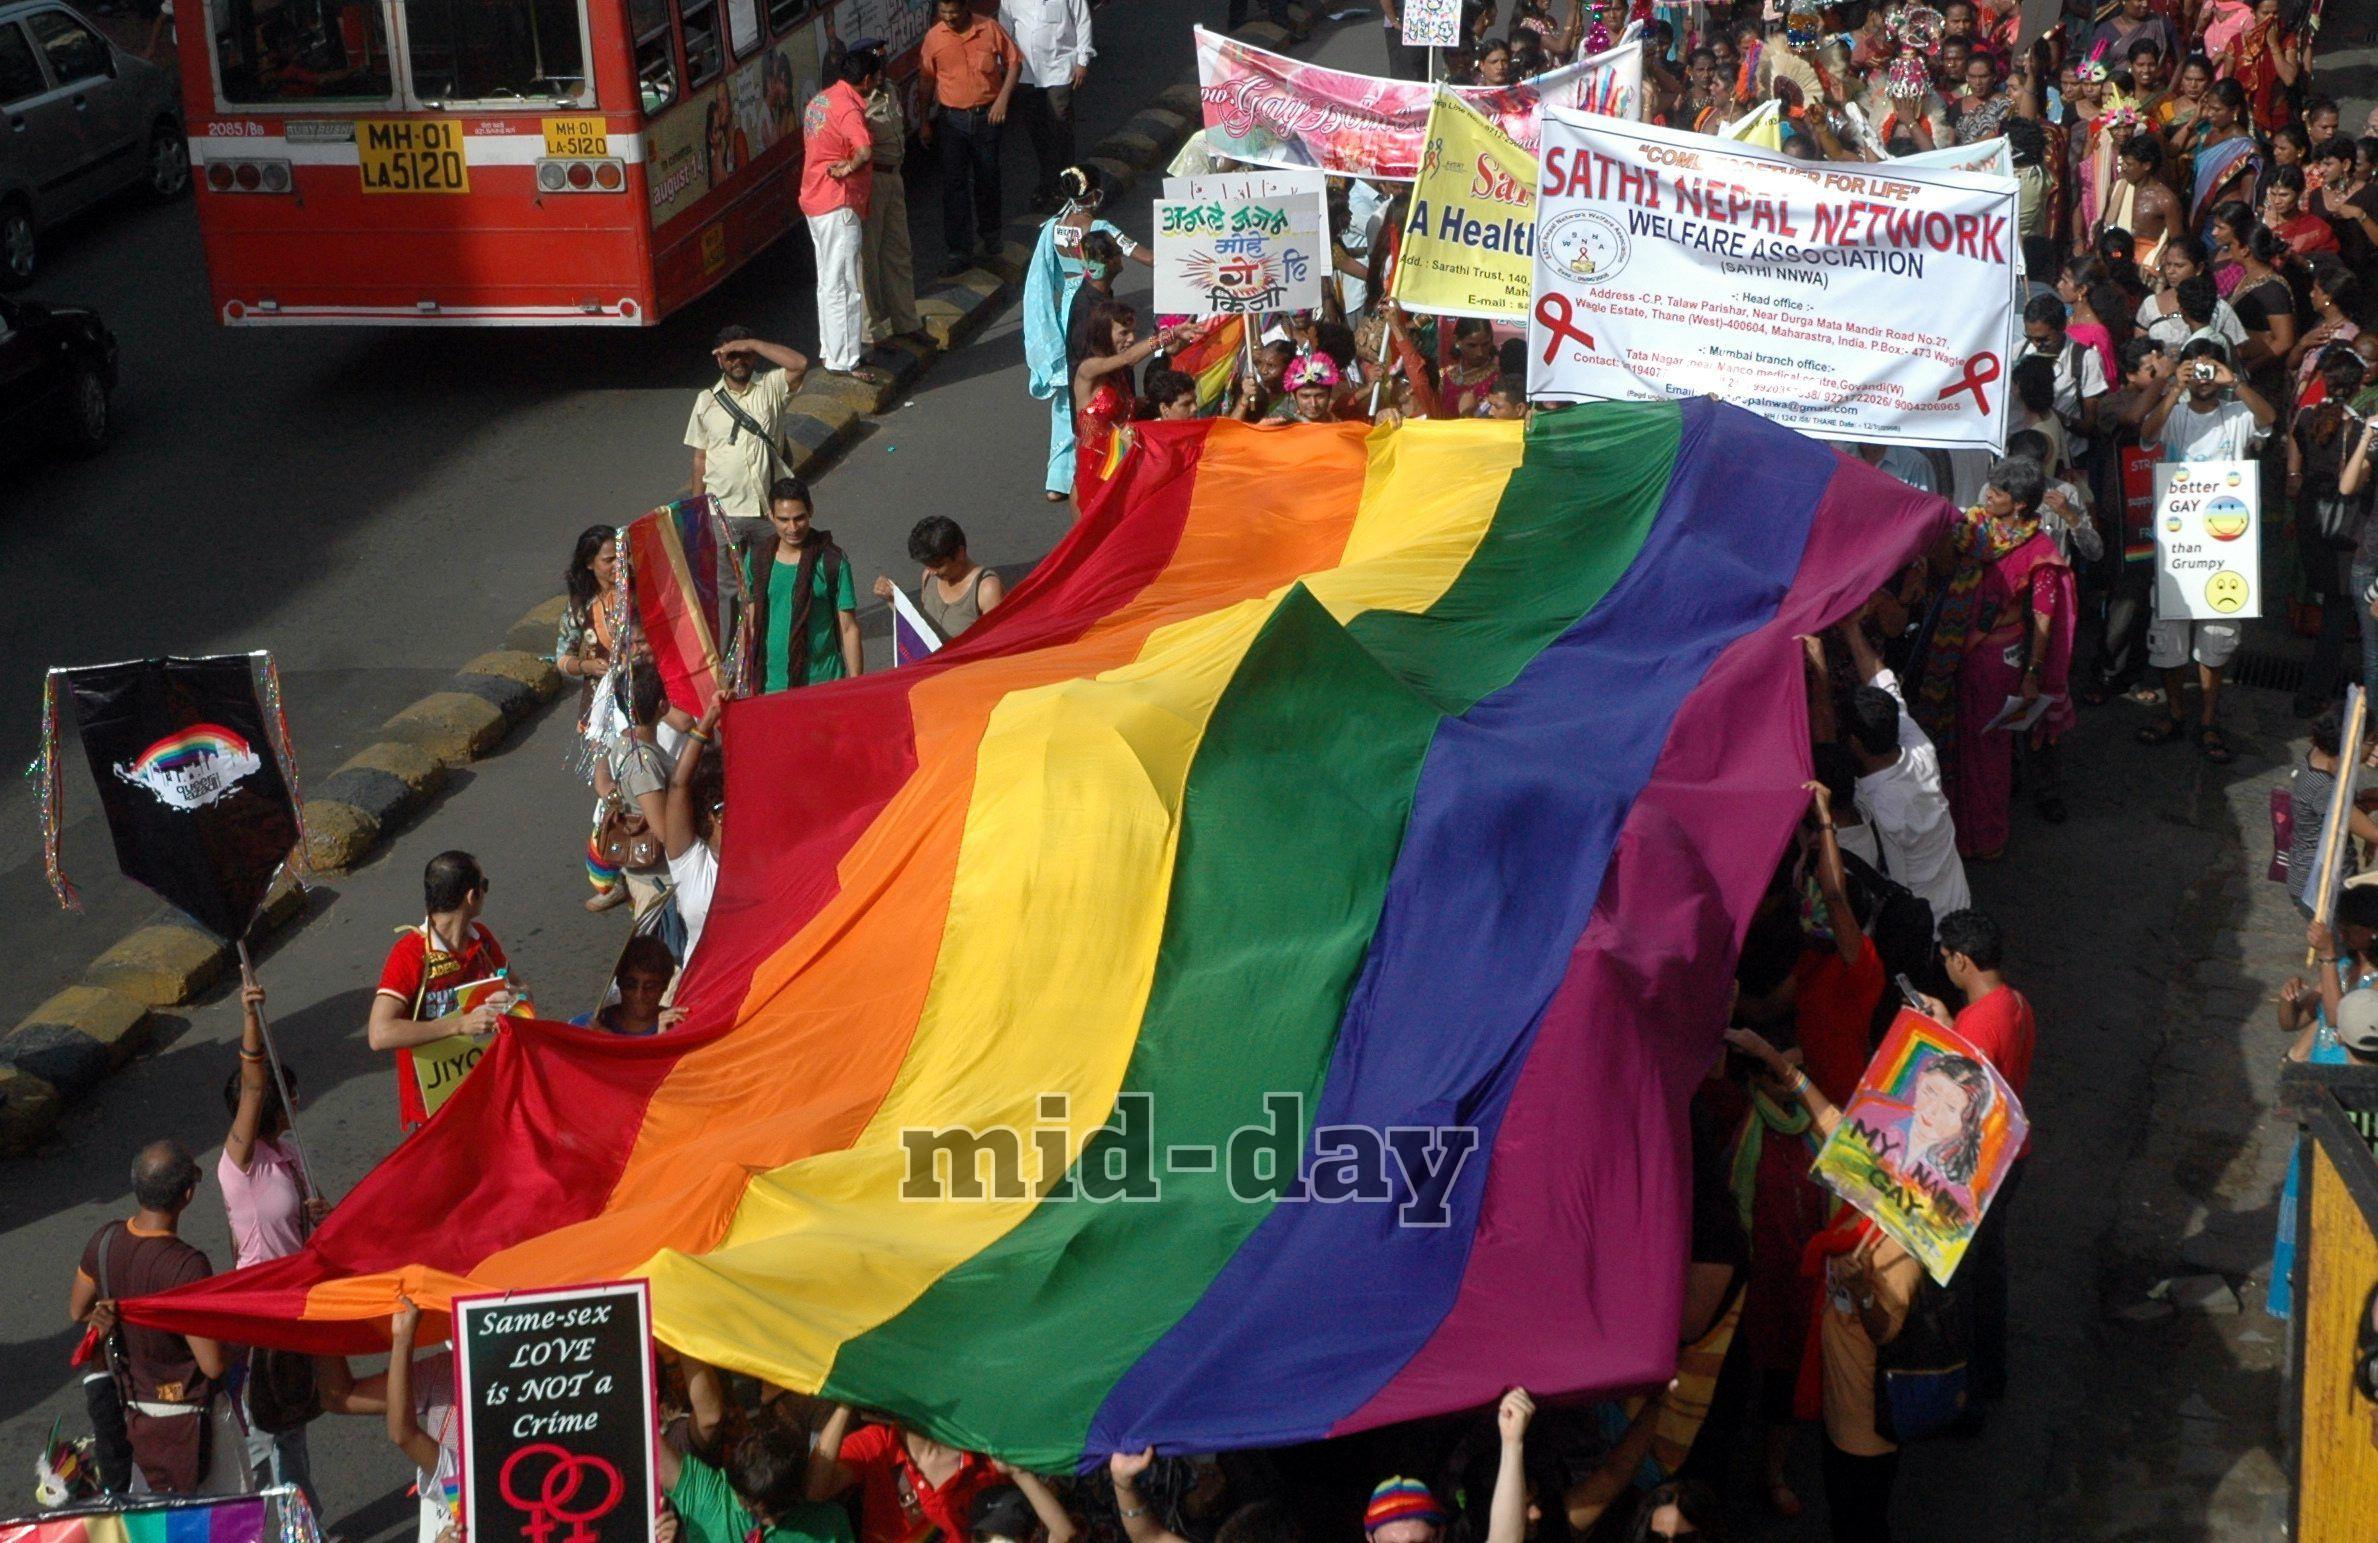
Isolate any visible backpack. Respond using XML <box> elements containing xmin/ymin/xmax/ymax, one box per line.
<box><xmin>1839</xmin><ymin>849</ymin><xmax>1937</xmax><ymax>990</ymax></box>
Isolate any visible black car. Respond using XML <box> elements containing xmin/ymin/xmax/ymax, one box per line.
<box><xmin>0</xmin><ymin>290</ymin><xmax>113</xmax><ymax>455</ymax></box>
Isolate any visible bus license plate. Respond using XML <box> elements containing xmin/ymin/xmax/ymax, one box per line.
<box><xmin>357</xmin><ymin>120</ymin><xmax>469</xmax><ymax>194</ymax></box>
<box><xmin>544</xmin><ymin>117</ymin><xmax>607</xmax><ymax>157</ymax></box>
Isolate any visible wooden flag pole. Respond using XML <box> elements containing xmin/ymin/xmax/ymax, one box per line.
<box><xmin>2309</xmin><ymin>684</ymin><xmax>2367</xmax><ymax>964</ymax></box>
<box><xmin>235</xmin><ymin>940</ymin><xmax>316</xmax><ymax>1201</ymax></box>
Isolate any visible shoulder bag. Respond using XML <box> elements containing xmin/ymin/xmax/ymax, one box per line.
<box><xmin>710</xmin><ymin>385</ymin><xmax>792</xmax><ymax>481</ymax></box>
<box><xmin>1872</xmin><ymin>1269</ymin><xmax>1970</xmax><ymax>1443</ymax></box>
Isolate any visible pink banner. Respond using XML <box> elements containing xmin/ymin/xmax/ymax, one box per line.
<box><xmin>1193</xmin><ymin>26</ymin><xmax>1640</xmax><ymax>181</ymax></box>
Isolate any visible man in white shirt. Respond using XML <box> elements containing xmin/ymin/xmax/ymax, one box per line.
<box><xmin>1840</xmin><ymin>621</ymin><xmax>1972</xmax><ymax>921</ymax></box>
<box><xmin>1848</xmin><ymin>440</ymin><xmax>1939</xmax><ymax>495</ymax></box>
<box><xmin>2136</xmin><ymin>338</ymin><xmax>2275</xmax><ymax>764</ymax></box>
<box><xmin>2022</xmin><ymin>292</ymin><xmax>2107</xmax><ymax>444</ymax></box>
<box><xmin>1000</xmin><ymin>0</ymin><xmax>1093</xmax><ymax>210</ymax></box>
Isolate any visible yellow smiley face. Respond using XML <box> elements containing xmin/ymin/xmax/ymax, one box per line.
<box><xmin>2205</xmin><ymin>571</ymin><xmax>2250</xmax><ymax>613</ymax></box>
<box><xmin>2202</xmin><ymin>495</ymin><xmax>2252</xmax><ymax>541</ymax></box>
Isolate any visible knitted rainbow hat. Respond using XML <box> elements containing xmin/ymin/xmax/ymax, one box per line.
<box><xmin>1365</xmin><ymin>1479</ymin><xmax>1447</xmax><ymax>1534</ymax></box>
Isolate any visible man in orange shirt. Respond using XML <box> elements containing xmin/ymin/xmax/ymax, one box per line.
<box><xmin>917</xmin><ymin>0</ymin><xmax>1021</xmax><ymax>276</ymax></box>
<box><xmin>800</xmin><ymin>45</ymin><xmax>879</xmax><ymax>377</ymax></box>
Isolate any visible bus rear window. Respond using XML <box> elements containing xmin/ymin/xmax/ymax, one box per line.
<box><xmin>212</xmin><ymin>0</ymin><xmax>395</xmax><ymax>104</ymax></box>
<box><xmin>629</xmin><ymin>0</ymin><xmax>676</xmax><ymax>113</ymax></box>
<box><xmin>402</xmin><ymin>0</ymin><xmax>588</xmax><ymax>104</ymax></box>
<box><xmin>678</xmin><ymin>0</ymin><xmax>721</xmax><ymax>87</ymax></box>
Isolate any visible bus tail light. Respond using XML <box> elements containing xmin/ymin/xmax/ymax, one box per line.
<box><xmin>535</xmin><ymin>158</ymin><xmax>627</xmax><ymax>194</ymax></box>
<box><xmin>207</xmin><ymin>158</ymin><xmax>295</xmax><ymax>194</ymax></box>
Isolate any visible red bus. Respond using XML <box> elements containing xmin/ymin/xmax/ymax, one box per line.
<box><xmin>174</xmin><ymin>0</ymin><xmax>929</xmax><ymax>324</ymax></box>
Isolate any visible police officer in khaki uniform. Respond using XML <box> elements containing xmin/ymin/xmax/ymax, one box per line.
<box><xmin>850</xmin><ymin>38</ymin><xmax>926</xmax><ymax>346</ymax></box>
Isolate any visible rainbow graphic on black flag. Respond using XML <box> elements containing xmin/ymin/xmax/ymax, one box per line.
<box><xmin>112</xmin><ymin>723</ymin><xmax>264</xmax><ymax>812</ymax></box>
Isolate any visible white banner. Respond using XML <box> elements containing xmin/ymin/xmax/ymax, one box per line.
<box><xmin>1161</xmin><ymin>168</ymin><xmax>1329</xmax><ymax>203</ymax></box>
<box><xmin>1526</xmin><ymin>110</ymin><xmax>2020</xmax><ymax>451</ymax></box>
<box><xmin>2153</xmin><ymin>460</ymin><xmax>2262</xmax><ymax>621</ymax></box>
<box><xmin>1154</xmin><ymin>193</ymin><xmax>1326</xmax><ymax>315</ymax></box>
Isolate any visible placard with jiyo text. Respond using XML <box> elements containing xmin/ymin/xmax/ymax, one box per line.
<box><xmin>455</xmin><ymin>1282</ymin><xmax>656</xmax><ymax>1543</ymax></box>
<box><xmin>1153</xmin><ymin>194</ymin><xmax>1325</xmax><ymax>316</ymax></box>
<box><xmin>2152</xmin><ymin>460</ymin><xmax>2262</xmax><ymax>622</ymax></box>
<box><xmin>1526</xmin><ymin>109</ymin><xmax>2019</xmax><ymax>452</ymax></box>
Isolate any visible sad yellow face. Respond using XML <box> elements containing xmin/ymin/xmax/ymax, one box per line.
<box><xmin>2205</xmin><ymin>571</ymin><xmax>2250</xmax><ymax>613</ymax></box>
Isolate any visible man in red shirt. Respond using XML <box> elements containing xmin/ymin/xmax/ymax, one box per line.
<box><xmin>917</xmin><ymin>0</ymin><xmax>1020</xmax><ymax>276</ymax></box>
<box><xmin>806</xmin><ymin>1404</ymin><xmax>1001</xmax><ymax>1543</ymax></box>
<box><xmin>1921</xmin><ymin>905</ymin><xmax>2032</xmax><ymax>1411</ymax></box>
<box><xmin>367</xmin><ymin>851</ymin><xmax>518</xmax><ymax>1130</ymax></box>
<box><xmin>801</xmin><ymin>46</ymin><xmax>878</xmax><ymax>379</ymax></box>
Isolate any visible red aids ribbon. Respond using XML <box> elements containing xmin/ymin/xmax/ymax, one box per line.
<box><xmin>1936</xmin><ymin>351</ymin><xmax>2002</xmax><ymax>414</ymax></box>
<box><xmin>1534</xmin><ymin>292</ymin><xmax>1598</xmax><ymax>365</ymax></box>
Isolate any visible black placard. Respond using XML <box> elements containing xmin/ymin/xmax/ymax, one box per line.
<box><xmin>66</xmin><ymin>654</ymin><xmax>299</xmax><ymax>942</ymax></box>
<box><xmin>455</xmin><ymin>1283</ymin><xmax>657</xmax><ymax>1543</ymax></box>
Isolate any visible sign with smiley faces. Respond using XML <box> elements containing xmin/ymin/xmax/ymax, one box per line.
<box><xmin>2152</xmin><ymin>461</ymin><xmax>2262</xmax><ymax>622</ymax></box>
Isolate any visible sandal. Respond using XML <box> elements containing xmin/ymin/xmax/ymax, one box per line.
<box><xmin>2199</xmin><ymin>726</ymin><xmax>2235</xmax><ymax>765</ymax></box>
<box><xmin>2125</xmin><ymin>685</ymin><xmax>2165</xmax><ymax>707</ymax></box>
<box><xmin>2135</xmin><ymin>715</ymin><xmax>2187</xmax><ymax>745</ymax></box>
<box><xmin>2079</xmin><ymin>683</ymin><xmax>2112</xmax><ymax>706</ymax></box>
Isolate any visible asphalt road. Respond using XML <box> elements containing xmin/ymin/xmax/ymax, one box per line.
<box><xmin>0</xmin><ymin>10</ymin><xmax>1402</xmax><ymax>1540</ymax></box>
<box><xmin>0</xmin><ymin>0</ymin><xmax>1393</xmax><ymax>1036</ymax></box>
<box><xmin>9</xmin><ymin>13</ymin><xmax>2373</xmax><ymax>1540</ymax></box>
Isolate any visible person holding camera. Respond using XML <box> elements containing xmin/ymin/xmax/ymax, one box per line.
<box><xmin>2135</xmin><ymin>339</ymin><xmax>2276</xmax><ymax>764</ymax></box>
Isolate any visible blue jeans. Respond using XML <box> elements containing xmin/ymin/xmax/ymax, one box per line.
<box><xmin>935</xmin><ymin>106</ymin><xmax>1002</xmax><ymax>263</ymax></box>
<box><xmin>1046</xmin><ymin>391</ymin><xmax>1075</xmax><ymax>495</ymax></box>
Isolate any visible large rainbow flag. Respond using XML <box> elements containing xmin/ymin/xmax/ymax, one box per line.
<box><xmin>130</xmin><ymin>402</ymin><xmax>1947</xmax><ymax>1468</ymax></box>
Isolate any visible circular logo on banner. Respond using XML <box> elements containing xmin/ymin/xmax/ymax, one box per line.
<box><xmin>2202</xmin><ymin>495</ymin><xmax>2251</xmax><ymax>541</ymax></box>
<box><xmin>2205</xmin><ymin>572</ymin><xmax>2250</xmax><ymax>612</ymax></box>
<box><xmin>1541</xmin><ymin>209</ymin><xmax>1631</xmax><ymax>285</ymax></box>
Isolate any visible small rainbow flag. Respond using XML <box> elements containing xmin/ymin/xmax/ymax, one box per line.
<box><xmin>1</xmin><ymin>1497</ymin><xmax>270</xmax><ymax>1543</ymax></box>
<box><xmin>625</xmin><ymin>497</ymin><xmax>731</xmax><ymax>716</ymax></box>
<box><xmin>887</xmin><ymin>586</ymin><xmax>943</xmax><ymax>668</ymax></box>
<box><xmin>1169</xmin><ymin>315</ymin><xmax>1248</xmax><ymax>412</ymax></box>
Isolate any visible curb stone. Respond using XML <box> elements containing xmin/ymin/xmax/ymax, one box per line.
<box><xmin>0</xmin><ymin>31</ymin><xmax>1247</xmax><ymax>1158</ymax></box>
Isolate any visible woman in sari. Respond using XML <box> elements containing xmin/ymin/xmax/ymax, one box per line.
<box><xmin>2199</xmin><ymin>0</ymin><xmax>2255</xmax><ymax>65</ymax></box>
<box><xmin>1915</xmin><ymin>457</ymin><xmax>2079</xmax><ymax>860</ymax></box>
<box><xmin>2218</xmin><ymin>0</ymin><xmax>2302</xmax><ymax>135</ymax></box>
<box><xmin>2187</xmin><ymin>78</ymin><xmax>2260</xmax><ymax>229</ymax></box>
<box><xmin>1023</xmin><ymin>164</ymin><xmax>1152</xmax><ymax>505</ymax></box>
<box><xmin>2157</xmin><ymin>52</ymin><xmax>2214</xmax><ymax>150</ymax></box>
<box><xmin>1070</xmin><ymin>301</ymin><xmax>1191</xmax><ymax>496</ymax></box>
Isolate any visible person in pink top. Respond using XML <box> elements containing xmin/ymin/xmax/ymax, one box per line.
<box><xmin>800</xmin><ymin>46</ymin><xmax>880</xmax><ymax>381</ymax></box>
<box><xmin>218</xmin><ymin>978</ymin><xmax>331</xmax><ymax>1504</ymax></box>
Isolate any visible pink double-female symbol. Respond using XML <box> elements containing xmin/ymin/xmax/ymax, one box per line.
<box><xmin>499</xmin><ymin>1443</ymin><xmax>625</xmax><ymax>1543</ymax></box>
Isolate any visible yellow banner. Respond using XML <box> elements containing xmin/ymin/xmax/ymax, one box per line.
<box><xmin>1389</xmin><ymin>87</ymin><xmax>1536</xmax><ymax>322</ymax></box>
<box><xmin>1719</xmin><ymin>99</ymin><xmax>1783</xmax><ymax>150</ymax></box>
